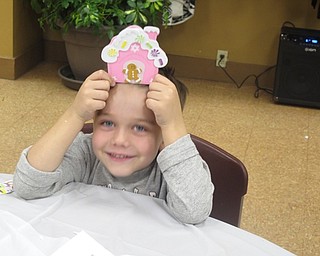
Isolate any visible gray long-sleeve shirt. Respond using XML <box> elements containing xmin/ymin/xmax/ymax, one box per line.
<box><xmin>13</xmin><ymin>133</ymin><xmax>214</xmax><ymax>224</ymax></box>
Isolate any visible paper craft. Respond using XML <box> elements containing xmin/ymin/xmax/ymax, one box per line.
<box><xmin>51</xmin><ymin>231</ymin><xmax>135</xmax><ymax>256</ymax></box>
<box><xmin>0</xmin><ymin>180</ymin><xmax>13</xmax><ymax>195</ymax></box>
<box><xmin>101</xmin><ymin>25</ymin><xmax>168</xmax><ymax>85</ymax></box>
<box><xmin>50</xmin><ymin>231</ymin><xmax>114</xmax><ymax>256</ymax></box>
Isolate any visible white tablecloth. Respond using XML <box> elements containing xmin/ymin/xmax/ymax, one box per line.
<box><xmin>0</xmin><ymin>174</ymin><xmax>295</xmax><ymax>256</ymax></box>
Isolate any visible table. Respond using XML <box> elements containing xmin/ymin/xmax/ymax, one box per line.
<box><xmin>0</xmin><ymin>174</ymin><xmax>295</xmax><ymax>256</ymax></box>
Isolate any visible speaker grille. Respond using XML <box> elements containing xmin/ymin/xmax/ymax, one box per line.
<box><xmin>274</xmin><ymin>27</ymin><xmax>320</xmax><ymax>108</ymax></box>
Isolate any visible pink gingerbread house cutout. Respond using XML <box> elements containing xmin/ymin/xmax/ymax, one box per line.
<box><xmin>101</xmin><ymin>25</ymin><xmax>168</xmax><ymax>84</ymax></box>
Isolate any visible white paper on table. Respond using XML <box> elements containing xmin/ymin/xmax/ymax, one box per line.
<box><xmin>50</xmin><ymin>230</ymin><xmax>115</xmax><ymax>256</ymax></box>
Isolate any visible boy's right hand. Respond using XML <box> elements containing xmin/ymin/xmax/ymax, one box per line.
<box><xmin>26</xmin><ymin>70</ymin><xmax>114</xmax><ymax>172</ymax></box>
<box><xmin>71</xmin><ymin>70</ymin><xmax>115</xmax><ymax>122</ymax></box>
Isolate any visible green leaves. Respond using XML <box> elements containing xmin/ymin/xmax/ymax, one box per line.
<box><xmin>29</xmin><ymin>0</ymin><xmax>171</xmax><ymax>38</ymax></box>
<box><xmin>61</xmin><ymin>0</ymin><xmax>72</xmax><ymax>9</ymax></box>
<box><xmin>125</xmin><ymin>1</ymin><xmax>147</xmax><ymax>25</ymax></box>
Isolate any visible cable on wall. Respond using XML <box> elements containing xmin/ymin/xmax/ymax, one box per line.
<box><xmin>216</xmin><ymin>21</ymin><xmax>299</xmax><ymax>98</ymax></box>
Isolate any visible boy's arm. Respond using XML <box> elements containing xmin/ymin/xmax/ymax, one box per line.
<box><xmin>146</xmin><ymin>74</ymin><xmax>187</xmax><ymax>147</ymax></box>
<box><xmin>147</xmin><ymin>74</ymin><xmax>213</xmax><ymax>224</ymax></box>
<box><xmin>14</xmin><ymin>133</ymin><xmax>94</xmax><ymax>199</ymax></box>
<box><xmin>158</xmin><ymin>135</ymin><xmax>214</xmax><ymax>224</ymax></box>
<box><xmin>27</xmin><ymin>70</ymin><xmax>114</xmax><ymax>172</ymax></box>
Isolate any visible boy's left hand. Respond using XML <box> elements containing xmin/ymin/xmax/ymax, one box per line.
<box><xmin>146</xmin><ymin>74</ymin><xmax>187</xmax><ymax>147</ymax></box>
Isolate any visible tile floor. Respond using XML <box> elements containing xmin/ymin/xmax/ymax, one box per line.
<box><xmin>1</xmin><ymin>62</ymin><xmax>319</xmax><ymax>255</ymax></box>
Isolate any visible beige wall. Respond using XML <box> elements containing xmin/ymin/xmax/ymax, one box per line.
<box><xmin>2</xmin><ymin>0</ymin><xmax>320</xmax><ymax>81</ymax></box>
<box><xmin>0</xmin><ymin>1</ymin><xmax>13</xmax><ymax>57</ymax></box>
<box><xmin>155</xmin><ymin>0</ymin><xmax>320</xmax><ymax>85</ymax></box>
<box><xmin>13</xmin><ymin>0</ymin><xmax>43</xmax><ymax>57</ymax></box>
<box><xmin>160</xmin><ymin>0</ymin><xmax>320</xmax><ymax>66</ymax></box>
<box><xmin>0</xmin><ymin>0</ymin><xmax>43</xmax><ymax>79</ymax></box>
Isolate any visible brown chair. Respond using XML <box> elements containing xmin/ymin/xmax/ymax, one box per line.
<box><xmin>190</xmin><ymin>134</ymin><xmax>248</xmax><ymax>227</ymax></box>
<box><xmin>81</xmin><ymin>123</ymin><xmax>248</xmax><ymax>227</ymax></box>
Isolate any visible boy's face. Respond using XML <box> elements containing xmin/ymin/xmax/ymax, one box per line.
<box><xmin>92</xmin><ymin>83</ymin><xmax>163</xmax><ymax>177</ymax></box>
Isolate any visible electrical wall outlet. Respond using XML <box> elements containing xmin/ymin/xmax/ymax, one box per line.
<box><xmin>216</xmin><ymin>50</ymin><xmax>228</xmax><ymax>68</ymax></box>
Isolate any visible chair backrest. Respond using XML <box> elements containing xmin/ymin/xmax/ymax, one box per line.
<box><xmin>190</xmin><ymin>134</ymin><xmax>248</xmax><ymax>227</ymax></box>
<box><xmin>81</xmin><ymin>123</ymin><xmax>248</xmax><ymax>227</ymax></box>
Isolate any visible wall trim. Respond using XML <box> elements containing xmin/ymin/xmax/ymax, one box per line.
<box><xmin>167</xmin><ymin>54</ymin><xmax>276</xmax><ymax>88</ymax></box>
<box><xmin>0</xmin><ymin>58</ymin><xmax>15</xmax><ymax>80</ymax></box>
<box><xmin>0</xmin><ymin>40</ymin><xmax>43</xmax><ymax>80</ymax></box>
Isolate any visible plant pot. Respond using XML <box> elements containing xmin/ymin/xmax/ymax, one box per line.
<box><xmin>62</xmin><ymin>27</ymin><xmax>110</xmax><ymax>81</ymax></box>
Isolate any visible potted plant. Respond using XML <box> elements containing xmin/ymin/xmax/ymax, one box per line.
<box><xmin>30</xmin><ymin>0</ymin><xmax>171</xmax><ymax>84</ymax></box>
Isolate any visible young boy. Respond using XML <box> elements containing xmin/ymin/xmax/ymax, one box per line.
<box><xmin>13</xmin><ymin>67</ymin><xmax>214</xmax><ymax>224</ymax></box>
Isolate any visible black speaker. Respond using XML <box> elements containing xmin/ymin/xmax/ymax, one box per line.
<box><xmin>273</xmin><ymin>26</ymin><xmax>320</xmax><ymax>108</ymax></box>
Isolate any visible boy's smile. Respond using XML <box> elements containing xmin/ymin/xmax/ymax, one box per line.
<box><xmin>92</xmin><ymin>83</ymin><xmax>163</xmax><ymax>177</ymax></box>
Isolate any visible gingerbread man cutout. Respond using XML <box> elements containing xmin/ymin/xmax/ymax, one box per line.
<box><xmin>123</xmin><ymin>63</ymin><xmax>142</xmax><ymax>84</ymax></box>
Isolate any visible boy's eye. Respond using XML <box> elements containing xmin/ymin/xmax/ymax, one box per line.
<box><xmin>102</xmin><ymin>121</ymin><xmax>114</xmax><ymax>127</ymax></box>
<box><xmin>134</xmin><ymin>125</ymin><xmax>145</xmax><ymax>132</ymax></box>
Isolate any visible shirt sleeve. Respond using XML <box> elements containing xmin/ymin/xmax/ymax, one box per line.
<box><xmin>157</xmin><ymin>134</ymin><xmax>214</xmax><ymax>224</ymax></box>
<box><xmin>13</xmin><ymin>133</ymin><xmax>95</xmax><ymax>200</ymax></box>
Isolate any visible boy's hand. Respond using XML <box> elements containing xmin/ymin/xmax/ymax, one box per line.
<box><xmin>146</xmin><ymin>74</ymin><xmax>187</xmax><ymax>147</ymax></box>
<box><xmin>71</xmin><ymin>70</ymin><xmax>115</xmax><ymax>122</ymax></box>
<box><xmin>27</xmin><ymin>70</ymin><xmax>115</xmax><ymax>172</ymax></box>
